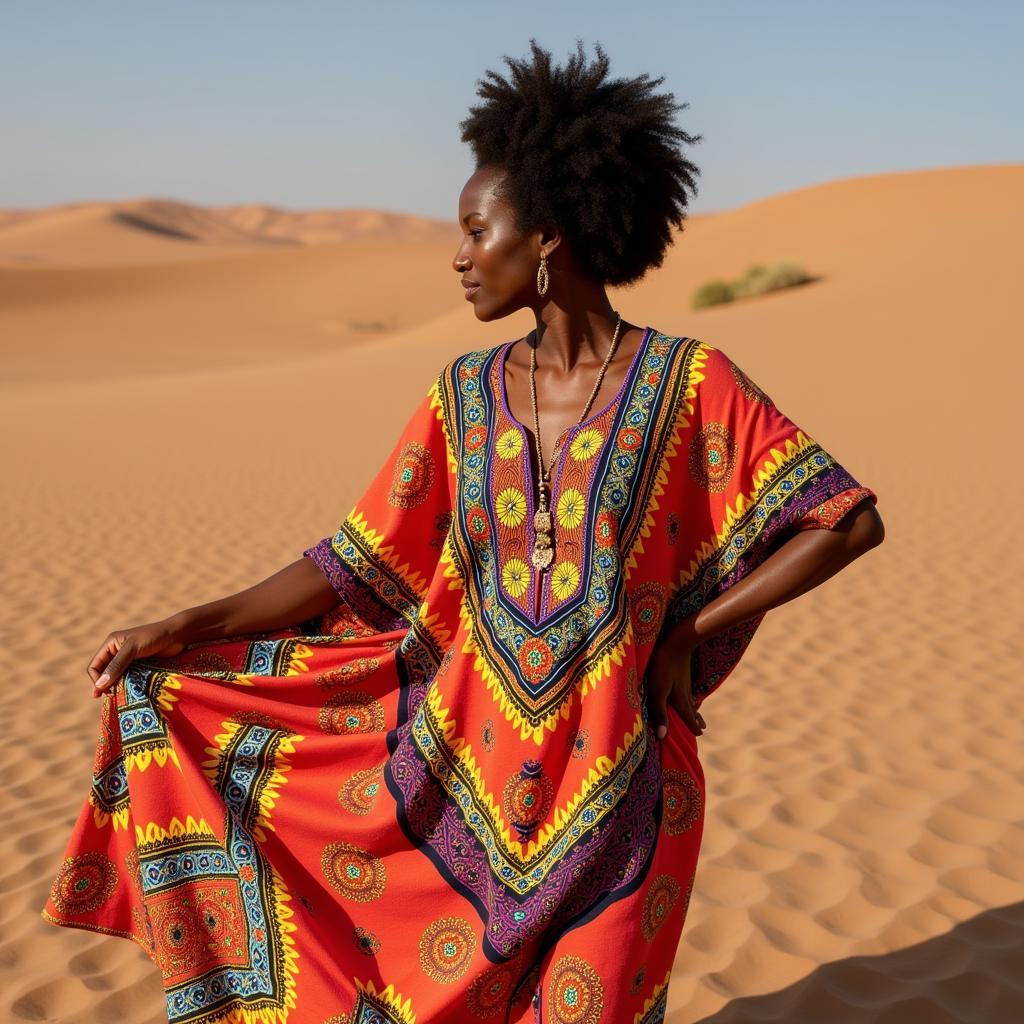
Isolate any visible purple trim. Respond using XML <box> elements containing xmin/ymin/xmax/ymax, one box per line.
<box><xmin>672</xmin><ymin>462</ymin><xmax>871</xmax><ymax>705</ymax></box>
<box><xmin>302</xmin><ymin>535</ymin><xmax>407</xmax><ymax>633</ymax></box>
<box><xmin>385</xmin><ymin>712</ymin><xmax>663</xmax><ymax>963</ymax></box>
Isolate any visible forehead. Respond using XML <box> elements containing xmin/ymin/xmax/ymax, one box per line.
<box><xmin>459</xmin><ymin>165</ymin><xmax>505</xmax><ymax>212</ymax></box>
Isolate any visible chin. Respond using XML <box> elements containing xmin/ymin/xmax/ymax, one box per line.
<box><xmin>471</xmin><ymin>297</ymin><xmax>520</xmax><ymax>324</ymax></box>
<box><xmin>470</xmin><ymin>302</ymin><xmax>498</xmax><ymax>322</ymax></box>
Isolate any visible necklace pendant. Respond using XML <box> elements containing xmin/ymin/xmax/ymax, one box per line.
<box><xmin>531</xmin><ymin>540</ymin><xmax>554</xmax><ymax>571</ymax></box>
<box><xmin>532</xmin><ymin>491</ymin><xmax>554</xmax><ymax>571</ymax></box>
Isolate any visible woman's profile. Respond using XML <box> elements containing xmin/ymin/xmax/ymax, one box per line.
<box><xmin>42</xmin><ymin>38</ymin><xmax>884</xmax><ymax>1024</ymax></box>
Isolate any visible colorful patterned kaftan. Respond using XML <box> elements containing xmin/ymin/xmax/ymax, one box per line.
<box><xmin>43</xmin><ymin>328</ymin><xmax>878</xmax><ymax>1024</ymax></box>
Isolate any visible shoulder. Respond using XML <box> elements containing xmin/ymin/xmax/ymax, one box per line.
<box><xmin>644</xmin><ymin>331</ymin><xmax>736</xmax><ymax>391</ymax></box>
<box><xmin>678</xmin><ymin>339</ymin><xmax>776</xmax><ymax>406</ymax></box>
<box><xmin>683</xmin><ymin>338</ymin><xmax>733</xmax><ymax>377</ymax></box>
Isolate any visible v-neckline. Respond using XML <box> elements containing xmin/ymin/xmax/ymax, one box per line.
<box><xmin>493</xmin><ymin>325</ymin><xmax>654</xmax><ymax>625</ymax></box>
<box><xmin>496</xmin><ymin>325</ymin><xmax>654</xmax><ymax>470</ymax></box>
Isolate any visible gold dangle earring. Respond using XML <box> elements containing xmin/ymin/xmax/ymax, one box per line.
<box><xmin>536</xmin><ymin>252</ymin><xmax>549</xmax><ymax>297</ymax></box>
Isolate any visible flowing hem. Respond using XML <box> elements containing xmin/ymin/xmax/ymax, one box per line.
<box><xmin>41</xmin><ymin>906</ymin><xmax>140</xmax><ymax>943</ymax></box>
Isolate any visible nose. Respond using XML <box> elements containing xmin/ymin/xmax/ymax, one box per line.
<box><xmin>453</xmin><ymin>232</ymin><xmax>476</xmax><ymax>273</ymax></box>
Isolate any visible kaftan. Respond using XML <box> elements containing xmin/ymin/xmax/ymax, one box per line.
<box><xmin>42</xmin><ymin>327</ymin><xmax>877</xmax><ymax>1024</ymax></box>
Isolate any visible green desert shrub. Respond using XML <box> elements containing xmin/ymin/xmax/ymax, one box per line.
<box><xmin>731</xmin><ymin>263</ymin><xmax>771</xmax><ymax>299</ymax></box>
<box><xmin>692</xmin><ymin>260</ymin><xmax>811</xmax><ymax>309</ymax></box>
<box><xmin>735</xmin><ymin>260</ymin><xmax>811</xmax><ymax>297</ymax></box>
<box><xmin>691</xmin><ymin>280</ymin><xmax>735</xmax><ymax>309</ymax></box>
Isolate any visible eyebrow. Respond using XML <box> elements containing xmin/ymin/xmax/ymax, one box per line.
<box><xmin>461</xmin><ymin>211</ymin><xmax>482</xmax><ymax>224</ymax></box>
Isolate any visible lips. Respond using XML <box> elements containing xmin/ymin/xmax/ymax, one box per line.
<box><xmin>463</xmin><ymin>282</ymin><xmax>480</xmax><ymax>300</ymax></box>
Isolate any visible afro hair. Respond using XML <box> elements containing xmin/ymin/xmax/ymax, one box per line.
<box><xmin>458</xmin><ymin>38</ymin><xmax>703</xmax><ymax>287</ymax></box>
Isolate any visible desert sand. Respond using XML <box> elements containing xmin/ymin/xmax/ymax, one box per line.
<box><xmin>2</xmin><ymin>163</ymin><xmax>1022</xmax><ymax>1023</ymax></box>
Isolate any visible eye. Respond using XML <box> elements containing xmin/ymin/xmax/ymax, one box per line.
<box><xmin>469</xmin><ymin>229</ymin><xmax>483</xmax><ymax>238</ymax></box>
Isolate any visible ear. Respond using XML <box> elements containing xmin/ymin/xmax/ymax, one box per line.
<box><xmin>537</xmin><ymin>226</ymin><xmax>563</xmax><ymax>260</ymax></box>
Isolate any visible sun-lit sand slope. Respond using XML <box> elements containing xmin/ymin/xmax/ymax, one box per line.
<box><xmin>0</xmin><ymin>198</ymin><xmax>464</xmax><ymax>384</ymax></box>
<box><xmin>2</xmin><ymin>163</ymin><xmax>1022</xmax><ymax>1023</ymax></box>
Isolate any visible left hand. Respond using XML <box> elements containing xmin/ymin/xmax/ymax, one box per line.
<box><xmin>645</xmin><ymin>639</ymin><xmax>706</xmax><ymax>740</ymax></box>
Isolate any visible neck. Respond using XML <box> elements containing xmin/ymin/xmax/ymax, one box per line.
<box><xmin>531</xmin><ymin>294</ymin><xmax>622</xmax><ymax>372</ymax></box>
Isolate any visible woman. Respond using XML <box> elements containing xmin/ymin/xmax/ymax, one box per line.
<box><xmin>43</xmin><ymin>39</ymin><xmax>883</xmax><ymax>1024</ymax></box>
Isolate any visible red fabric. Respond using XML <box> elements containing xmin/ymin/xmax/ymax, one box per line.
<box><xmin>42</xmin><ymin>331</ymin><xmax>876</xmax><ymax>1023</ymax></box>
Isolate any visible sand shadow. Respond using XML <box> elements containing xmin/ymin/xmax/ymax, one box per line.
<box><xmin>690</xmin><ymin>901</ymin><xmax>1024</xmax><ymax>1023</ymax></box>
<box><xmin>112</xmin><ymin>210</ymin><xmax>199</xmax><ymax>241</ymax></box>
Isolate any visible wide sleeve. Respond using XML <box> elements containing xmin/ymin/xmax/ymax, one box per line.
<box><xmin>663</xmin><ymin>343</ymin><xmax>879</xmax><ymax>707</ymax></box>
<box><xmin>302</xmin><ymin>372</ymin><xmax>455</xmax><ymax>633</ymax></box>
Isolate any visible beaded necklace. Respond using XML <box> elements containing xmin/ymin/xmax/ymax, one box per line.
<box><xmin>528</xmin><ymin>312</ymin><xmax>624</xmax><ymax>572</ymax></box>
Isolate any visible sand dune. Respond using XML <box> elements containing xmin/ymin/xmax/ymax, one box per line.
<box><xmin>3</xmin><ymin>163</ymin><xmax>1022</xmax><ymax>1023</ymax></box>
<box><xmin>0</xmin><ymin>197</ymin><xmax>458</xmax><ymax>267</ymax></box>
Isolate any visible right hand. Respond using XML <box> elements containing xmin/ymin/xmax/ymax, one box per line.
<box><xmin>644</xmin><ymin>638</ymin><xmax>706</xmax><ymax>740</ymax></box>
<box><xmin>88</xmin><ymin>618</ymin><xmax>188</xmax><ymax>698</ymax></box>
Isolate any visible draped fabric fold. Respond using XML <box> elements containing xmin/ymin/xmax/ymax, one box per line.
<box><xmin>42</xmin><ymin>330</ymin><xmax>877</xmax><ymax>1024</ymax></box>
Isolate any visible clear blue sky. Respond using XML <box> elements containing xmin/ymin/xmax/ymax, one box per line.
<box><xmin>1</xmin><ymin>1</ymin><xmax>1020</xmax><ymax>218</ymax></box>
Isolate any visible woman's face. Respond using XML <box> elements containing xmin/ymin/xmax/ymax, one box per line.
<box><xmin>453</xmin><ymin>164</ymin><xmax>553</xmax><ymax>321</ymax></box>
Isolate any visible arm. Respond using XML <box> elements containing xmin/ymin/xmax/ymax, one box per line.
<box><xmin>91</xmin><ymin>370</ymin><xmax>455</xmax><ymax>698</ymax></box>
<box><xmin>663</xmin><ymin>498</ymin><xmax>884</xmax><ymax>653</ymax></box>
<box><xmin>173</xmin><ymin>369</ymin><xmax>455</xmax><ymax>645</ymax></box>
<box><xmin>90</xmin><ymin>557</ymin><xmax>342</xmax><ymax>697</ymax></box>
<box><xmin>648</xmin><ymin>498</ymin><xmax>883</xmax><ymax>737</ymax></box>
<box><xmin>166</xmin><ymin>556</ymin><xmax>342</xmax><ymax>644</ymax></box>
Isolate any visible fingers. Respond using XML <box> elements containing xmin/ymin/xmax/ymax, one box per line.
<box><xmin>650</xmin><ymin>696</ymin><xmax>670</xmax><ymax>741</ymax></box>
<box><xmin>93</xmin><ymin>657</ymin><xmax>125</xmax><ymax>697</ymax></box>
<box><xmin>652</xmin><ymin>701</ymin><xmax>704</xmax><ymax>739</ymax></box>
<box><xmin>670</xmin><ymin>692</ymin><xmax>706</xmax><ymax>737</ymax></box>
<box><xmin>644</xmin><ymin>653</ymin><xmax>673</xmax><ymax>741</ymax></box>
<box><xmin>89</xmin><ymin>636</ymin><xmax>128</xmax><ymax>698</ymax></box>
<box><xmin>649</xmin><ymin>683</ymin><xmax>706</xmax><ymax>740</ymax></box>
<box><xmin>87</xmin><ymin>638</ymin><xmax>116</xmax><ymax>683</ymax></box>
